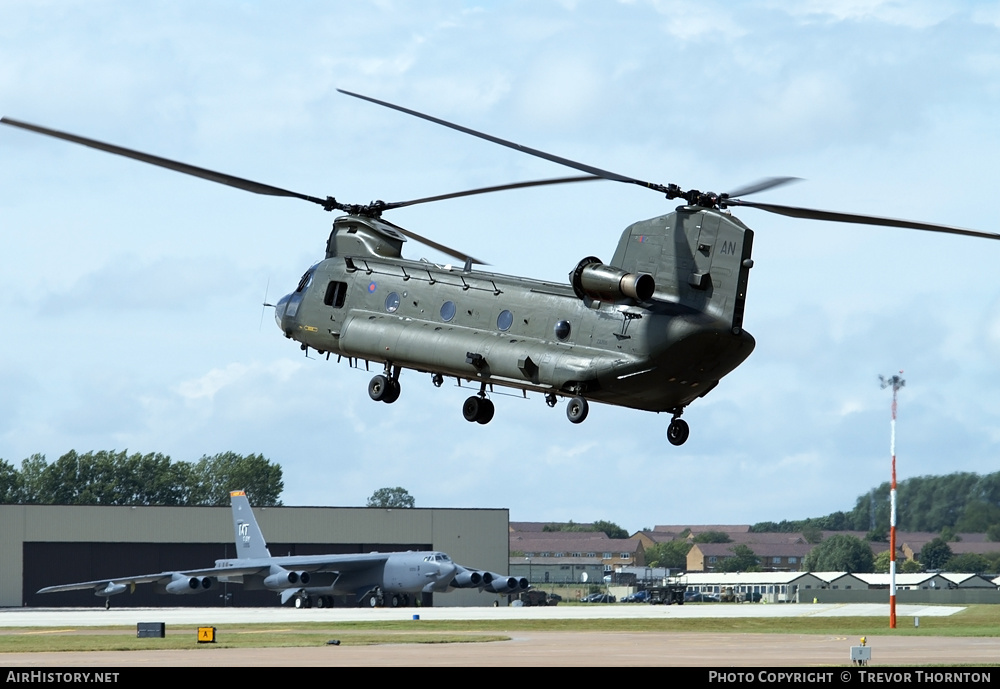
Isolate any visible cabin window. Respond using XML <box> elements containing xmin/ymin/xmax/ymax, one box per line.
<box><xmin>554</xmin><ymin>320</ymin><xmax>571</xmax><ymax>340</ymax></box>
<box><xmin>440</xmin><ymin>301</ymin><xmax>457</xmax><ymax>322</ymax></box>
<box><xmin>497</xmin><ymin>309</ymin><xmax>513</xmax><ymax>331</ymax></box>
<box><xmin>324</xmin><ymin>281</ymin><xmax>348</xmax><ymax>308</ymax></box>
<box><xmin>385</xmin><ymin>292</ymin><xmax>400</xmax><ymax>313</ymax></box>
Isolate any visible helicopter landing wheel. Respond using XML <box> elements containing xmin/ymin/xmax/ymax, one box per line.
<box><xmin>368</xmin><ymin>374</ymin><xmax>390</xmax><ymax>401</ymax></box>
<box><xmin>545</xmin><ymin>392</ymin><xmax>557</xmax><ymax>408</ymax></box>
<box><xmin>667</xmin><ymin>418</ymin><xmax>690</xmax><ymax>446</ymax></box>
<box><xmin>476</xmin><ymin>398</ymin><xmax>495</xmax><ymax>425</ymax></box>
<box><xmin>368</xmin><ymin>375</ymin><xmax>400</xmax><ymax>403</ymax></box>
<box><xmin>462</xmin><ymin>395</ymin><xmax>494</xmax><ymax>424</ymax></box>
<box><xmin>382</xmin><ymin>379</ymin><xmax>401</xmax><ymax>404</ymax></box>
<box><xmin>566</xmin><ymin>395</ymin><xmax>589</xmax><ymax>424</ymax></box>
<box><xmin>431</xmin><ymin>373</ymin><xmax>444</xmax><ymax>388</ymax></box>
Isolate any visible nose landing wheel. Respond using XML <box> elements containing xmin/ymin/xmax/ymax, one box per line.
<box><xmin>667</xmin><ymin>418</ymin><xmax>690</xmax><ymax>446</ymax></box>
<box><xmin>566</xmin><ymin>395</ymin><xmax>589</xmax><ymax>424</ymax></box>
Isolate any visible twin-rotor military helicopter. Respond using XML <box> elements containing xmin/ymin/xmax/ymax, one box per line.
<box><xmin>4</xmin><ymin>91</ymin><xmax>999</xmax><ymax>445</ymax></box>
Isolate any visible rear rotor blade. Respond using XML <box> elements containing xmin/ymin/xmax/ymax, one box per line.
<box><xmin>338</xmin><ymin>89</ymin><xmax>673</xmax><ymax>194</ymax></box>
<box><xmin>728</xmin><ymin>199</ymin><xmax>1000</xmax><ymax>241</ymax></box>
<box><xmin>1</xmin><ymin>117</ymin><xmax>331</xmax><ymax>208</ymax></box>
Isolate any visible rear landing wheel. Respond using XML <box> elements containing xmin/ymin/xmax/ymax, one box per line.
<box><xmin>667</xmin><ymin>418</ymin><xmax>690</xmax><ymax>446</ymax></box>
<box><xmin>476</xmin><ymin>398</ymin><xmax>495</xmax><ymax>425</ymax></box>
<box><xmin>462</xmin><ymin>396</ymin><xmax>494</xmax><ymax>424</ymax></box>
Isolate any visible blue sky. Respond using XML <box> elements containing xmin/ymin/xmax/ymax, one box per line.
<box><xmin>3</xmin><ymin>1</ymin><xmax>1000</xmax><ymax>531</ymax></box>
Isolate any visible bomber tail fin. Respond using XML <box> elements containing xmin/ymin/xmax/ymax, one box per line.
<box><xmin>230</xmin><ymin>490</ymin><xmax>271</xmax><ymax>559</ymax></box>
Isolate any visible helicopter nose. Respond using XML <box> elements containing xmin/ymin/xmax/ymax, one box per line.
<box><xmin>273</xmin><ymin>293</ymin><xmax>292</xmax><ymax>332</ymax></box>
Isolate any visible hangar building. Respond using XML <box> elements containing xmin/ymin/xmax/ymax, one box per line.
<box><xmin>0</xmin><ymin>503</ymin><xmax>509</xmax><ymax>608</ymax></box>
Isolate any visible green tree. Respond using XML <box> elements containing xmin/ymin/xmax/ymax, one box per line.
<box><xmin>802</xmin><ymin>524</ymin><xmax>824</xmax><ymax>544</ymax></box>
<box><xmin>16</xmin><ymin>454</ymin><xmax>48</xmax><ymax>503</ymax></box>
<box><xmin>716</xmin><ymin>544</ymin><xmax>761</xmax><ymax>572</ymax></box>
<box><xmin>645</xmin><ymin>540</ymin><xmax>692</xmax><ymax>569</ymax></box>
<box><xmin>541</xmin><ymin>520</ymin><xmax>628</xmax><ymax>538</ymax></box>
<box><xmin>692</xmin><ymin>530</ymin><xmax>732</xmax><ymax>543</ymax></box>
<box><xmin>591</xmin><ymin>520</ymin><xmax>628</xmax><ymax>539</ymax></box>
<box><xmin>0</xmin><ymin>459</ymin><xmax>18</xmax><ymax>503</ymax></box>
<box><xmin>367</xmin><ymin>486</ymin><xmax>415</xmax><ymax>508</ymax></box>
<box><xmin>920</xmin><ymin>538</ymin><xmax>953</xmax><ymax>570</ymax></box>
<box><xmin>945</xmin><ymin>553</ymin><xmax>988</xmax><ymax>573</ymax></box>
<box><xmin>804</xmin><ymin>535</ymin><xmax>874</xmax><ymax>573</ymax></box>
<box><xmin>193</xmin><ymin>452</ymin><xmax>284</xmax><ymax>506</ymax></box>
<box><xmin>873</xmin><ymin>551</ymin><xmax>921</xmax><ymax>573</ymax></box>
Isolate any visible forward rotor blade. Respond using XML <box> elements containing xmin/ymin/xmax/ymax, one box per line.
<box><xmin>338</xmin><ymin>89</ymin><xmax>672</xmax><ymax>194</ymax></box>
<box><xmin>379</xmin><ymin>218</ymin><xmax>486</xmax><ymax>266</ymax></box>
<box><xmin>726</xmin><ymin>176</ymin><xmax>802</xmax><ymax>199</ymax></box>
<box><xmin>728</xmin><ymin>199</ymin><xmax>1000</xmax><ymax>241</ymax></box>
<box><xmin>1</xmin><ymin>117</ymin><xmax>330</xmax><ymax>208</ymax></box>
<box><xmin>381</xmin><ymin>175</ymin><xmax>603</xmax><ymax>211</ymax></box>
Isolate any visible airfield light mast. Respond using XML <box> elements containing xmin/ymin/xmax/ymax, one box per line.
<box><xmin>879</xmin><ymin>371</ymin><xmax>905</xmax><ymax>629</ymax></box>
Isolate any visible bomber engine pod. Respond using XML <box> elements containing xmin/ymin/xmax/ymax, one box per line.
<box><xmin>451</xmin><ymin>570</ymin><xmax>483</xmax><ymax>588</ymax></box>
<box><xmin>570</xmin><ymin>256</ymin><xmax>655</xmax><ymax>302</ymax></box>
<box><xmin>263</xmin><ymin>569</ymin><xmax>310</xmax><ymax>589</ymax></box>
<box><xmin>165</xmin><ymin>574</ymin><xmax>213</xmax><ymax>595</ymax></box>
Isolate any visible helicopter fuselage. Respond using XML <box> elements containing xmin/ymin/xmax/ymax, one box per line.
<box><xmin>275</xmin><ymin>205</ymin><xmax>756</xmax><ymax>430</ymax></box>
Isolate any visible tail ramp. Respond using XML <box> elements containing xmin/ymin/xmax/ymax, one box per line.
<box><xmin>230</xmin><ymin>490</ymin><xmax>271</xmax><ymax>559</ymax></box>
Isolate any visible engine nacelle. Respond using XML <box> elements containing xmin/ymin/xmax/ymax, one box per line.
<box><xmin>483</xmin><ymin>572</ymin><xmax>529</xmax><ymax>594</ymax></box>
<box><xmin>451</xmin><ymin>570</ymin><xmax>483</xmax><ymax>588</ymax></box>
<box><xmin>165</xmin><ymin>575</ymin><xmax>213</xmax><ymax>595</ymax></box>
<box><xmin>263</xmin><ymin>570</ymin><xmax>310</xmax><ymax>589</ymax></box>
<box><xmin>570</xmin><ymin>256</ymin><xmax>655</xmax><ymax>302</ymax></box>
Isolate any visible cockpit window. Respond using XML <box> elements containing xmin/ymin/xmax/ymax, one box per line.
<box><xmin>296</xmin><ymin>269</ymin><xmax>314</xmax><ymax>293</ymax></box>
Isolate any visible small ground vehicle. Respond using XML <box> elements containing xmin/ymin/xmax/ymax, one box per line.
<box><xmin>517</xmin><ymin>590</ymin><xmax>558</xmax><ymax>606</ymax></box>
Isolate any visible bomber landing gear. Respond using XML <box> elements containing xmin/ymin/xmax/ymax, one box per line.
<box><xmin>566</xmin><ymin>395</ymin><xmax>589</xmax><ymax>424</ymax></box>
<box><xmin>667</xmin><ymin>416</ymin><xmax>690</xmax><ymax>446</ymax></box>
<box><xmin>364</xmin><ymin>587</ymin><xmax>384</xmax><ymax>608</ymax></box>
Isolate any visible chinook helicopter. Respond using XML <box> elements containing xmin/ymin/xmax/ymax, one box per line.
<box><xmin>4</xmin><ymin>91</ymin><xmax>999</xmax><ymax>445</ymax></box>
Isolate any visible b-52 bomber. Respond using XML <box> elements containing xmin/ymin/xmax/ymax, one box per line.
<box><xmin>5</xmin><ymin>90</ymin><xmax>998</xmax><ymax>445</ymax></box>
<box><xmin>37</xmin><ymin>491</ymin><xmax>525</xmax><ymax>608</ymax></box>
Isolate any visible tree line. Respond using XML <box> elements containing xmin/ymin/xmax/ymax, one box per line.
<box><xmin>751</xmin><ymin>470</ymin><xmax>1000</xmax><ymax>540</ymax></box>
<box><xmin>0</xmin><ymin>450</ymin><xmax>283</xmax><ymax>506</ymax></box>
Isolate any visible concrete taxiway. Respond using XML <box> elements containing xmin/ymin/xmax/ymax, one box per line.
<box><xmin>1</xmin><ymin>604</ymin><xmax>996</xmax><ymax>667</ymax></box>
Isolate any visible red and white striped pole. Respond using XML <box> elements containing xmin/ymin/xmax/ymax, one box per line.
<box><xmin>880</xmin><ymin>372</ymin><xmax>904</xmax><ymax>629</ymax></box>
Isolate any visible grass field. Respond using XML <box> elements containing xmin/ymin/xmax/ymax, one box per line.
<box><xmin>2</xmin><ymin>605</ymin><xmax>998</xmax><ymax>653</ymax></box>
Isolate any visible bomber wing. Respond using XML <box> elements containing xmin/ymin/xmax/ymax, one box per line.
<box><xmin>36</xmin><ymin>564</ymin><xmax>270</xmax><ymax>595</ymax></box>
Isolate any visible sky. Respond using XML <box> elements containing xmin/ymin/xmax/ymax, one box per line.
<box><xmin>3</xmin><ymin>0</ymin><xmax>1000</xmax><ymax>532</ymax></box>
